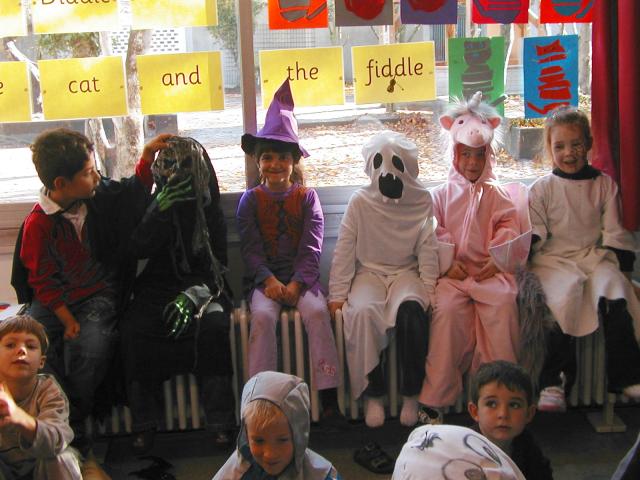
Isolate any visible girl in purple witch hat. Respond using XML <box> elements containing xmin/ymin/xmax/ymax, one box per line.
<box><xmin>237</xmin><ymin>79</ymin><xmax>343</xmax><ymax>423</ymax></box>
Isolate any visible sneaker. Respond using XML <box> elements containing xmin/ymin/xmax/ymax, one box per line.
<box><xmin>537</xmin><ymin>386</ymin><xmax>566</xmax><ymax>412</ymax></box>
<box><xmin>622</xmin><ymin>384</ymin><xmax>640</xmax><ymax>400</ymax></box>
<box><xmin>417</xmin><ymin>405</ymin><xmax>443</xmax><ymax>425</ymax></box>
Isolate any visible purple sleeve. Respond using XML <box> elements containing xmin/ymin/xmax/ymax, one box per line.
<box><xmin>236</xmin><ymin>190</ymin><xmax>273</xmax><ymax>286</ymax></box>
<box><xmin>291</xmin><ymin>188</ymin><xmax>323</xmax><ymax>288</ymax></box>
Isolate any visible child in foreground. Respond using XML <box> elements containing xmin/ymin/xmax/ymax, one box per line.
<box><xmin>213</xmin><ymin>371</ymin><xmax>340</xmax><ymax>479</ymax></box>
<box><xmin>468</xmin><ymin>360</ymin><xmax>553</xmax><ymax>480</ymax></box>
<box><xmin>0</xmin><ymin>315</ymin><xmax>81</xmax><ymax>479</ymax></box>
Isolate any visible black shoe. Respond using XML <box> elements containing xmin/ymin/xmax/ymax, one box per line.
<box><xmin>354</xmin><ymin>442</ymin><xmax>395</xmax><ymax>474</ymax></box>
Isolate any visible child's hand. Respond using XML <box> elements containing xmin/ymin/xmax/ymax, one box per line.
<box><xmin>63</xmin><ymin>319</ymin><xmax>81</xmax><ymax>340</ymax></box>
<box><xmin>475</xmin><ymin>259</ymin><xmax>500</xmax><ymax>282</ymax></box>
<box><xmin>264</xmin><ymin>277</ymin><xmax>286</xmax><ymax>302</ymax></box>
<box><xmin>282</xmin><ymin>282</ymin><xmax>301</xmax><ymax>307</ymax></box>
<box><xmin>446</xmin><ymin>261</ymin><xmax>468</xmax><ymax>281</ymax></box>
<box><xmin>0</xmin><ymin>383</ymin><xmax>36</xmax><ymax>442</ymax></box>
<box><xmin>141</xmin><ymin>133</ymin><xmax>173</xmax><ymax>164</ymax></box>
<box><xmin>328</xmin><ymin>301</ymin><xmax>345</xmax><ymax>320</ymax></box>
<box><xmin>0</xmin><ymin>382</ymin><xmax>17</xmax><ymax>423</ymax></box>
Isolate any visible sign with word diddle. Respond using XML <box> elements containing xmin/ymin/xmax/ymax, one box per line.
<box><xmin>32</xmin><ymin>0</ymin><xmax>118</xmax><ymax>34</ymax></box>
<box><xmin>259</xmin><ymin>47</ymin><xmax>344</xmax><ymax>108</ymax></box>
<box><xmin>131</xmin><ymin>0</ymin><xmax>217</xmax><ymax>29</ymax></box>
<box><xmin>39</xmin><ymin>56</ymin><xmax>127</xmax><ymax>120</ymax></box>
<box><xmin>137</xmin><ymin>52</ymin><xmax>224</xmax><ymax>115</ymax></box>
<box><xmin>0</xmin><ymin>0</ymin><xmax>27</xmax><ymax>37</ymax></box>
<box><xmin>352</xmin><ymin>42</ymin><xmax>435</xmax><ymax>105</ymax></box>
<box><xmin>0</xmin><ymin>62</ymin><xmax>31</xmax><ymax>122</ymax></box>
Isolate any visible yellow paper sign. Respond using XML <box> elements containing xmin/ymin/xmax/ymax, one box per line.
<box><xmin>0</xmin><ymin>62</ymin><xmax>31</xmax><ymax>122</ymax></box>
<box><xmin>0</xmin><ymin>0</ymin><xmax>27</xmax><ymax>37</ymax></box>
<box><xmin>137</xmin><ymin>52</ymin><xmax>224</xmax><ymax>115</ymax></box>
<box><xmin>260</xmin><ymin>47</ymin><xmax>344</xmax><ymax>108</ymax></box>
<box><xmin>352</xmin><ymin>42</ymin><xmax>436</xmax><ymax>105</ymax></box>
<box><xmin>131</xmin><ymin>0</ymin><xmax>217</xmax><ymax>29</ymax></box>
<box><xmin>32</xmin><ymin>0</ymin><xmax>119</xmax><ymax>34</ymax></box>
<box><xmin>39</xmin><ymin>56</ymin><xmax>127</xmax><ymax>120</ymax></box>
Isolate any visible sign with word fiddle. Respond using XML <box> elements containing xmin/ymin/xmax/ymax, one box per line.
<box><xmin>131</xmin><ymin>0</ymin><xmax>217</xmax><ymax>29</ymax></box>
<box><xmin>32</xmin><ymin>0</ymin><xmax>118</xmax><ymax>34</ymax></box>
<box><xmin>472</xmin><ymin>0</ymin><xmax>529</xmax><ymax>24</ymax></box>
<box><xmin>0</xmin><ymin>62</ymin><xmax>31</xmax><ymax>122</ymax></box>
<box><xmin>0</xmin><ymin>0</ymin><xmax>27</xmax><ymax>37</ymax></box>
<box><xmin>137</xmin><ymin>52</ymin><xmax>224</xmax><ymax>114</ymax></box>
<box><xmin>269</xmin><ymin>0</ymin><xmax>328</xmax><ymax>29</ymax></box>
<box><xmin>449</xmin><ymin>36</ymin><xmax>505</xmax><ymax>115</ymax></box>
<box><xmin>540</xmin><ymin>0</ymin><xmax>594</xmax><ymax>23</ymax></box>
<box><xmin>352</xmin><ymin>42</ymin><xmax>436</xmax><ymax>105</ymax></box>
<box><xmin>39</xmin><ymin>56</ymin><xmax>127</xmax><ymax>120</ymax></box>
<box><xmin>335</xmin><ymin>0</ymin><xmax>392</xmax><ymax>27</ymax></box>
<box><xmin>400</xmin><ymin>0</ymin><xmax>457</xmax><ymax>25</ymax></box>
<box><xmin>259</xmin><ymin>47</ymin><xmax>344</xmax><ymax>108</ymax></box>
<box><xmin>524</xmin><ymin>35</ymin><xmax>578</xmax><ymax>118</ymax></box>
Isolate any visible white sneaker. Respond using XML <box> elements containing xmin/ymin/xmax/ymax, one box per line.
<box><xmin>537</xmin><ymin>386</ymin><xmax>566</xmax><ymax>412</ymax></box>
<box><xmin>400</xmin><ymin>396</ymin><xmax>419</xmax><ymax>427</ymax></box>
<box><xmin>622</xmin><ymin>384</ymin><xmax>640</xmax><ymax>400</ymax></box>
<box><xmin>364</xmin><ymin>397</ymin><xmax>385</xmax><ymax>428</ymax></box>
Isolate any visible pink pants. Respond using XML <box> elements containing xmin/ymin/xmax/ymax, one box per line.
<box><xmin>248</xmin><ymin>289</ymin><xmax>340</xmax><ymax>390</ymax></box>
<box><xmin>419</xmin><ymin>274</ymin><xmax>520</xmax><ymax>407</ymax></box>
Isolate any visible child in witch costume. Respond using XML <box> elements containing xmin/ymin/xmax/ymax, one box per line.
<box><xmin>237</xmin><ymin>79</ymin><xmax>342</xmax><ymax>423</ymax></box>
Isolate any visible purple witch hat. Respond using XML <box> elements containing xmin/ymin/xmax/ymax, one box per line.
<box><xmin>241</xmin><ymin>78</ymin><xmax>309</xmax><ymax>157</ymax></box>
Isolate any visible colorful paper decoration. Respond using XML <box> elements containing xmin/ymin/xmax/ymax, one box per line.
<box><xmin>523</xmin><ymin>35</ymin><xmax>579</xmax><ymax>119</ymax></box>
<box><xmin>448</xmin><ymin>37</ymin><xmax>505</xmax><ymax>115</ymax></box>
<box><xmin>39</xmin><ymin>56</ymin><xmax>128</xmax><ymax>120</ymax></box>
<box><xmin>259</xmin><ymin>47</ymin><xmax>344</xmax><ymax>108</ymax></box>
<box><xmin>0</xmin><ymin>62</ymin><xmax>31</xmax><ymax>122</ymax></box>
<box><xmin>400</xmin><ymin>0</ymin><xmax>457</xmax><ymax>25</ymax></box>
<box><xmin>137</xmin><ymin>52</ymin><xmax>224</xmax><ymax>115</ymax></box>
<box><xmin>131</xmin><ymin>0</ymin><xmax>218</xmax><ymax>29</ymax></box>
<box><xmin>32</xmin><ymin>0</ymin><xmax>118</xmax><ymax>34</ymax></box>
<box><xmin>352</xmin><ymin>42</ymin><xmax>436</xmax><ymax>105</ymax></box>
<box><xmin>0</xmin><ymin>0</ymin><xmax>27</xmax><ymax>37</ymax></box>
<box><xmin>268</xmin><ymin>0</ymin><xmax>328</xmax><ymax>30</ymax></box>
<box><xmin>471</xmin><ymin>0</ymin><xmax>529</xmax><ymax>24</ymax></box>
<box><xmin>540</xmin><ymin>0</ymin><xmax>594</xmax><ymax>23</ymax></box>
<box><xmin>335</xmin><ymin>0</ymin><xmax>393</xmax><ymax>27</ymax></box>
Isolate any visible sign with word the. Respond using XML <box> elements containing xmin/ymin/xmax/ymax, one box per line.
<box><xmin>524</xmin><ymin>35</ymin><xmax>578</xmax><ymax>118</ymax></box>
<box><xmin>32</xmin><ymin>0</ymin><xmax>118</xmax><ymax>34</ymax></box>
<box><xmin>352</xmin><ymin>42</ymin><xmax>436</xmax><ymax>105</ymax></box>
<box><xmin>137</xmin><ymin>52</ymin><xmax>224</xmax><ymax>115</ymax></box>
<box><xmin>131</xmin><ymin>0</ymin><xmax>217</xmax><ymax>29</ymax></box>
<box><xmin>472</xmin><ymin>0</ymin><xmax>529</xmax><ymax>24</ymax></box>
<box><xmin>400</xmin><ymin>0</ymin><xmax>457</xmax><ymax>25</ymax></box>
<box><xmin>269</xmin><ymin>0</ymin><xmax>328</xmax><ymax>29</ymax></box>
<box><xmin>0</xmin><ymin>0</ymin><xmax>27</xmax><ymax>37</ymax></box>
<box><xmin>39</xmin><ymin>56</ymin><xmax>127</xmax><ymax>120</ymax></box>
<box><xmin>540</xmin><ymin>0</ymin><xmax>594</xmax><ymax>23</ymax></box>
<box><xmin>335</xmin><ymin>0</ymin><xmax>392</xmax><ymax>27</ymax></box>
<box><xmin>259</xmin><ymin>47</ymin><xmax>344</xmax><ymax>108</ymax></box>
<box><xmin>0</xmin><ymin>62</ymin><xmax>31</xmax><ymax>122</ymax></box>
<box><xmin>449</xmin><ymin>36</ymin><xmax>505</xmax><ymax>115</ymax></box>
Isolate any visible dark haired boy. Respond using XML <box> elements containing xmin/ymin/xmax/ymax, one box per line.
<box><xmin>468</xmin><ymin>360</ymin><xmax>553</xmax><ymax>480</ymax></box>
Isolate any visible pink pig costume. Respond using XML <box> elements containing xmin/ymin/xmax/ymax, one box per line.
<box><xmin>419</xmin><ymin>93</ymin><xmax>525</xmax><ymax>408</ymax></box>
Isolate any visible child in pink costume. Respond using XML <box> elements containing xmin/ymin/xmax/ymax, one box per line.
<box><xmin>418</xmin><ymin>93</ymin><xmax>524</xmax><ymax>420</ymax></box>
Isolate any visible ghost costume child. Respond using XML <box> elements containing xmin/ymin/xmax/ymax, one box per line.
<box><xmin>329</xmin><ymin>131</ymin><xmax>438</xmax><ymax>424</ymax></box>
<box><xmin>419</xmin><ymin>94</ymin><xmax>523</xmax><ymax>409</ymax></box>
<box><xmin>213</xmin><ymin>372</ymin><xmax>340</xmax><ymax>480</ymax></box>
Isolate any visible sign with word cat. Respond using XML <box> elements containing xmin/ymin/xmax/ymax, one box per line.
<box><xmin>259</xmin><ymin>47</ymin><xmax>344</xmax><ymax>108</ymax></box>
<box><xmin>131</xmin><ymin>0</ymin><xmax>217</xmax><ymax>29</ymax></box>
<box><xmin>523</xmin><ymin>35</ymin><xmax>578</xmax><ymax>118</ymax></box>
<box><xmin>472</xmin><ymin>0</ymin><xmax>529</xmax><ymax>24</ymax></box>
<box><xmin>39</xmin><ymin>56</ymin><xmax>127</xmax><ymax>120</ymax></box>
<box><xmin>0</xmin><ymin>62</ymin><xmax>31</xmax><ymax>122</ymax></box>
<box><xmin>0</xmin><ymin>0</ymin><xmax>27</xmax><ymax>37</ymax></box>
<box><xmin>400</xmin><ymin>0</ymin><xmax>457</xmax><ymax>25</ymax></box>
<box><xmin>335</xmin><ymin>0</ymin><xmax>392</xmax><ymax>27</ymax></box>
<box><xmin>540</xmin><ymin>0</ymin><xmax>593</xmax><ymax>23</ymax></box>
<box><xmin>449</xmin><ymin>36</ymin><xmax>505</xmax><ymax>115</ymax></box>
<box><xmin>269</xmin><ymin>0</ymin><xmax>328</xmax><ymax>29</ymax></box>
<box><xmin>352</xmin><ymin>42</ymin><xmax>436</xmax><ymax>105</ymax></box>
<box><xmin>32</xmin><ymin>0</ymin><xmax>118</xmax><ymax>34</ymax></box>
<box><xmin>137</xmin><ymin>52</ymin><xmax>224</xmax><ymax>114</ymax></box>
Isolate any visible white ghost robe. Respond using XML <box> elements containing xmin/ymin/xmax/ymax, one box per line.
<box><xmin>329</xmin><ymin>132</ymin><xmax>439</xmax><ymax>399</ymax></box>
<box><xmin>529</xmin><ymin>172</ymin><xmax>640</xmax><ymax>338</ymax></box>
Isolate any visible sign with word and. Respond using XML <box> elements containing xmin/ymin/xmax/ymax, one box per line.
<box><xmin>131</xmin><ymin>0</ymin><xmax>217</xmax><ymax>29</ymax></box>
<box><xmin>400</xmin><ymin>0</ymin><xmax>457</xmax><ymax>25</ymax></box>
<box><xmin>540</xmin><ymin>0</ymin><xmax>593</xmax><ymax>23</ymax></box>
<box><xmin>524</xmin><ymin>35</ymin><xmax>578</xmax><ymax>118</ymax></box>
<box><xmin>137</xmin><ymin>52</ymin><xmax>224</xmax><ymax>114</ymax></box>
<box><xmin>0</xmin><ymin>62</ymin><xmax>31</xmax><ymax>122</ymax></box>
<box><xmin>32</xmin><ymin>0</ymin><xmax>118</xmax><ymax>34</ymax></box>
<box><xmin>39</xmin><ymin>56</ymin><xmax>127</xmax><ymax>120</ymax></box>
<box><xmin>352</xmin><ymin>42</ymin><xmax>436</xmax><ymax>105</ymax></box>
<box><xmin>269</xmin><ymin>0</ymin><xmax>328</xmax><ymax>29</ymax></box>
<box><xmin>259</xmin><ymin>47</ymin><xmax>344</xmax><ymax>108</ymax></box>
<box><xmin>472</xmin><ymin>0</ymin><xmax>529</xmax><ymax>24</ymax></box>
<box><xmin>0</xmin><ymin>0</ymin><xmax>27</xmax><ymax>37</ymax></box>
<box><xmin>449</xmin><ymin>36</ymin><xmax>505</xmax><ymax>115</ymax></box>
<box><xmin>335</xmin><ymin>0</ymin><xmax>392</xmax><ymax>27</ymax></box>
